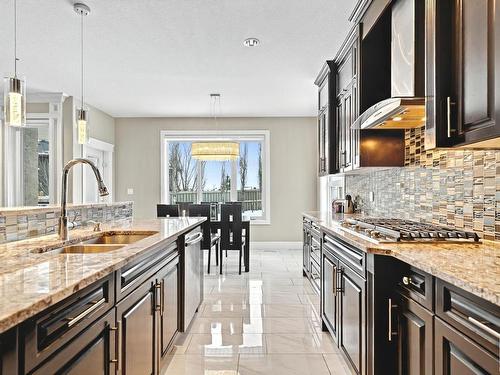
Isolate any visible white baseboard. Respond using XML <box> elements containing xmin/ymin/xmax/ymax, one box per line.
<box><xmin>250</xmin><ymin>241</ymin><xmax>302</xmax><ymax>250</ymax></box>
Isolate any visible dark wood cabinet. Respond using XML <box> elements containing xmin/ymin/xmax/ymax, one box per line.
<box><xmin>116</xmin><ymin>278</ymin><xmax>156</xmax><ymax>375</ymax></box>
<box><xmin>315</xmin><ymin>62</ymin><xmax>337</xmax><ymax>176</ymax></box>
<box><xmin>30</xmin><ymin>309</ymin><xmax>116</xmax><ymax>375</ymax></box>
<box><xmin>425</xmin><ymin>0</ymin><xmax>500</xmax><ymax>148</ymax></box>
<box><xmin>157</xmin><ymin>257</ymin><xmax>180</xmax><ymax>363</ymax></box>
<box><xmin>302</xmin><ymin>217</ymin><xmax>321</xmax><ymax>294</ymax></box>
<box><xmin>321</xmin><ymin>246</ymin><xmax>340</xmax><ymax>338</ymax></box>
<box><xmin>0</xmin><ymin>327</ymin><xmax>18</xmax><ymax>375</ymax></box>
<box><xmin>435</xmin><ymin>318</ymin><xmax>498</xmax><ymax>375</ymax></box>
<box><xmin>335</xmin><ymin>25</ymin><xmax>361</xmax><ymax>173</ymax></box>
<box><xmin>339</xmin><ymin>263</ymin><xmax>366</xmax><ymax>375</ymax></box>
<box><xmin>397</xmin><ymin>294</ymin><xmax>434</xmax><ymax>375</ymax></box>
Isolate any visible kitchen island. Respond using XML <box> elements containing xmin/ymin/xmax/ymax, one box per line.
<box><xmin>0</xmin><ymin>217</ymin><xmax>205</xmax><ymax>375</ymax></box>
<box><xmin>302</xmin><ymin>211</ymin><xmax>500</xmax><ymax>375</ymax></box>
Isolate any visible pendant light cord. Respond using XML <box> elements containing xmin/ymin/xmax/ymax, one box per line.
<box><xmin>80</xmin><ymin>10</ymin><xmax>84</xmax><ymax>110</ymax></box>
<box><xmin>14</xmin><ymin>0</ymin><xmax>18</xmax><ymax>77</ymax></box>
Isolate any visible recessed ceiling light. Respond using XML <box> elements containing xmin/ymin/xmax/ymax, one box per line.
<box><xmin>243</xmin><ymin>38</ymin><xmax>260</xmax><ymax>47</ymax></box>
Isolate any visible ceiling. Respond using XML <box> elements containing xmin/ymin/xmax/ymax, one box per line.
<box><xmin>0</xmin><ymin>0</ymin><xmax>353</xmax><ymax>117</ymax></box>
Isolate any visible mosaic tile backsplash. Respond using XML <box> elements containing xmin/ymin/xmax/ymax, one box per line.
<box><xmin>0</xmin><ymin>202</ymin><xmax>133</xmax><ymax>243</ymax></box>
<box><xmin>346</xmin><ymin>129</ymin><xmax>500</xmax><ymax>240</ymax></box>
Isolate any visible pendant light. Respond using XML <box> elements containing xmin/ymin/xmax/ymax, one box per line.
<box><xmin>3</xmin><ymin>0</ymin><xmax>26</xmax><ymax>127</ymax></box>
<box><xmin>192</xmin><ymin>94</ymin><xmax>240</xmax><ymax>161</ymax></box>
<box><xmin>74</xmin><ymin>3</ymin><xmax>90</xmax><ymax>144</ymax></box>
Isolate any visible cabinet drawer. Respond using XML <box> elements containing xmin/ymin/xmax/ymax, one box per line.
<box><xmin>116</xmin><ymin>241</ymin><xmax>177</xmax><ymax>301</ymax></box>
<box><xmin>436</xmin><ymin>279</ymin><xmax>500</xmax><ymax>356</ymax></box>
<box><xmin>29</xmin><ymin>308</ymin><xmax>116</xmax><ymax>375</ymax></box>
<box><xmin>323</xmin><ymin>232</ymin><xmax>365</xmax><ymax>276</ymax></box>
<box><xmin>396</xmin><ymin>264</ymin><xmax>434</xmax><ymax>311</ymax></box>
<box><xmin>21</xmin><ymin>274</ymin><xmax>115</xmax><ymax>373</ymax></box>
<box><xmin>435</xmin><ymin>317</ymin><xmax>499</xmax><ymax>375</ymax></box>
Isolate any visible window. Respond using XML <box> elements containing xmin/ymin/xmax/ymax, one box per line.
<box><xmin>161</xmin><ymin>131</ymin><xmax>270</xmax><ymax>224</ymax></box>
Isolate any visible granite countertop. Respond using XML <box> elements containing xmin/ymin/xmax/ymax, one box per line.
<box><xmin>0</xmin><ymin>217</ymin><xmax>205</xmax><ymax>334</ymax></box>
<box><xmin>303</xmin><ymin>211</ymin><xmax>500</xmax><ymax>306</ymax></box>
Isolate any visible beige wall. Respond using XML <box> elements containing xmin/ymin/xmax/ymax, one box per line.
<box><xmin>115</xmin><ymin>117</ymin><xmax>317</xmax><ymax>242</ymax></box>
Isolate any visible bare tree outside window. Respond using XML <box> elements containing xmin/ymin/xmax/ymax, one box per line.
<box><xmin>239</xmin><ymin>142</ymin><xmax>248</xmax><ymax>191</ymax></box>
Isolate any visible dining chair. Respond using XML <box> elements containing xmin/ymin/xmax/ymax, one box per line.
<box><xmin>157</xmin><ymin>204</ymin><xmax>180</xmax><ymax>217</ymax></box>
<box><xmin>219</xmin><ymin>203</ymin><xmax>244</xmax><ymax>274</ymax></box>
<box><xmin>178</xmin><ymin>202</ymin><xmax>192</xmax><ymax>216</ymax></box>
<box><xmin>188</xmin><ymin>204</ymin><xmax>220</xmax><ymax>274</ymax></box>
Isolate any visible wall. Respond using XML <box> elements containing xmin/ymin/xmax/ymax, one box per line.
<box><xmin>346</xmin><ymin>128</ymin><xmax>500</xmax><ymax>240</ymax></box>
<box><xmin>115</xmin><ymin>117</ymin><xmax>317</xmax><ymax>242</ymax></box>
<box><xmin>64</xmin><ymin>98</ymin><xmax>116</xmax><ymax>203</ymax></box>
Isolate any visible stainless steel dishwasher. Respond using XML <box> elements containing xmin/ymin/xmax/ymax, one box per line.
<box><xmin>181</xmin><ymin>227</ymin><xmax>204</xmax><ymax>331</ymax></box>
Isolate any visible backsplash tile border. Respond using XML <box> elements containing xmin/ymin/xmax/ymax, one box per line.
<box><xmin>0</xmin><ymin>202</ymin><xmax>133</xmax><ymax>243</ymax></box>
<box><xmin>347</xmin><ymin>128</ymin><xmax>500</xmax><ymax>240</ymax></box>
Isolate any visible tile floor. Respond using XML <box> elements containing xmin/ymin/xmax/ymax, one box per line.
<box><xmin>162</xmin><ymin>249</ymin><xmax>351</xmax><ymax>375</ymax></box>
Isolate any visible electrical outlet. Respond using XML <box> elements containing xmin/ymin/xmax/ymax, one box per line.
<box><xmin>369</xmin><ymin>191</ymin><xmax>375</xmax><ymax>202</ymax></box>
<box><xmin>127</xmin><ymin>188</ymin><xmax>134</xmax><ymax>195</ymax></box>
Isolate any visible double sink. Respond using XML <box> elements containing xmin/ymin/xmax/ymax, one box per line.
<box><xmin>32</xmin><ymin>232</ymin><xmax>159</xmax><ymax>255</ymax></box>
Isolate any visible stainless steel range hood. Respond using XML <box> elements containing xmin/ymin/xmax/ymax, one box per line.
<box><xmin>353</xmin><ymin>0</ymin><xmax>425</xmax><ymax>130</ymax></box>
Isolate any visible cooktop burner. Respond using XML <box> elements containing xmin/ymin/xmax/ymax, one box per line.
<box><xmin>340</xmin><ymin>218</ymin><xmax>480</xmax><ymax>243</ymax></box>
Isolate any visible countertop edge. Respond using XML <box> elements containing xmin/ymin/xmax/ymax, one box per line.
<box><xmin>0</xmin><ymin>218</ymin><xmax>205</xmax><ymax>334</ymax></box>
<box><xmin>302</xmin><ymin>212</ymin><xmax>500</xmax><ymax>307</ymax></box>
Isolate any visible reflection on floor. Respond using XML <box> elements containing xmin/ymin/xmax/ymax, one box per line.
<box><xmin>162</xmin><ymin>249</ymin><xmax>351</xmax><ymax>375</ymax></box>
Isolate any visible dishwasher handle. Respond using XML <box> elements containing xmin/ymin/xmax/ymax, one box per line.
<box><xmin>185</xmin><ymin>232</ymin><xmax>203</xmax><ymax>246</ymax></box>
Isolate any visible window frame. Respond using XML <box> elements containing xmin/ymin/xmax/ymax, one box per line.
<box><xmin>160</xmin><ymin>130</ymin><xmax>271</xmax><ymax>225</ymax></box>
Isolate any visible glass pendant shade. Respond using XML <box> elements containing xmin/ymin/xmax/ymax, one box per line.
<box><xmin>3</xmin><ymin>76</ymin><xmax>26</xmax><ymax>127</ymax></box>
<box><xmin>76</xmin><ymin>108</ymin><xmax>89</xmax><ymax>144</ymax></box>
<box><xmin>192</xmin><ymin>142</ymin><xmax>240</xmax><ymax>161</ymax></box>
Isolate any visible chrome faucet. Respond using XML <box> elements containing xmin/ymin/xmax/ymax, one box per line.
<box><xmin>59</xmin><ymin>158</ymin><xmax>109</xmax><ymax>240</ymax></box>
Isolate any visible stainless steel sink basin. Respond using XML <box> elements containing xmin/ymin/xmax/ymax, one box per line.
<box><xmin>31</xmin><ymin>231</ymin><xmax>158</xmax><ymax>254</ymax></box>
<box><xmin>83</xmin><ymin>232</ymin><xmax>158</xmax><ymax>245</ymax></box>
<box><xmin>55</xmin><ymin>244</ymin><xmax>125</xmax><ymax>254</ymax></box>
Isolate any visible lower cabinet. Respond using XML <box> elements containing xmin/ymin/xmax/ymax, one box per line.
<box><xmin>339</xmin><ymin>264</ymin><xmax>366</xmax><ymax>375</ymax></box>
<box><xmin>434</xmin><ymin>318</ymin><xmax>498</xmax><ymax>375</ymax></box>
<box><xmin>321</xmin><ymin>250</ymin><xmax>339</xmax><ymax>337</ymax></box>
<box><xmin>157</xmin><ymin>259</ymin><xmax>179</xmax><ymax>363</ymax></box>
<box><xmin>116</xmin><ymin>279</ymin><xmax>156</xmax><ymax>375</ymax></box>
<box><xmin>397</xmin><ymin>294</ymin><xmax>434</xmax><ymax>375</ymax></box>
<box><xmin>30</xmin><ymin>309</ymin><xmax>116</xmax><ymax>375</ymax></box>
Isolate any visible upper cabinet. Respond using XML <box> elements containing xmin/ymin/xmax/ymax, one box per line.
<box><xmin>315</xmin><ymin>62</ymin><xmax>337</xmax><ymax>176</ymax></box>
<box><xmin>425</xmin><ymin>0</ymin><xmax>500</xmax><ymax>148</ymax></box>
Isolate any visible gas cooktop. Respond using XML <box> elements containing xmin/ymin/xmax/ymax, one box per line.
<box><xmin>340</xmin><ymin>218</ymin><xmax>480</xmax><ymax>243</ymax></box>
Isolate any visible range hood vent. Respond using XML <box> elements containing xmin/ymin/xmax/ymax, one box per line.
<box><xmin>352</xmin><ymin>97</ymin><xmax>425</xmax><ymax>130</ymax></box>
<box><xmin>353</xmin><ymin>0</ymin><xmax>425</xmax><ymax>130</ymax></box>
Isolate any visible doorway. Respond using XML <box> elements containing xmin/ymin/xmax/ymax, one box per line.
<box><xmin>82</xmin><ymin>138</ymin><xmax>113</xmax><ymax>203</ymax></box>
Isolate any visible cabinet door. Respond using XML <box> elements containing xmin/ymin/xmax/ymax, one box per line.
<box><xmin>435</xmin><ymin>318</ymin><xmax>498</xmax><ymax>375</ymax></box>
<box><xmin>303</xmin><ymin>226</ymin><xmax>310</xmax><ymax>275</ymax></box>
<box><xmin>158</xmin><ymin>258</ymin><xmax>179</xmax><ymax>360</ymax></box>
<box><xmin>339</xmin><ymin>264</ymin><xmax>366</xmax><ymax>375</ymax></box>
<box><xmin>321</xmin><ymin>252</ymin><xmax>339</xmax><ymax>339</ymax></box>
<box><xmin>343</xmin><ymin>87</ymin><xmax>353</xmax><ymax>172</ymax></box>
<box><xmin>318</xmin><ymin>109</ymin><xmax>328</xmax><ymax>175</ymax></box>
<box><xmin>397</xmin><ymin>294</ymin><xmax>434</xmax><ymax>375</ymax></box>
<box><xmin>31</xmin><ymin>309</ymin><xmax>116</xmax><ymax>375</ymax></box>
<box><xmin>426</xmin><ymin>0</ymin><xmax>500</xmax><ymax>148</ymax></box>
<box><xmin>116</xmin><ymin>280</ymin><xmax>156</xmax><ymax>375</ymax></box>
<box><xmin>336</xmin><ymin>96</ymin><xmax>346</xmax><ymax>171</ymax></box>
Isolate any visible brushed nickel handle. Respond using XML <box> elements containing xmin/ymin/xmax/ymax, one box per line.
<box><xmin>332</xmin><ymin>265</ymin><xmax>337</xmax><ymax>296</ymax></box>
<box><xmin>110</xmin><ymin>320</ymin><xmax>122</xmax><ymax>371</ymax></box>
<box><xmin>161</xmin><ymin>279</ymin><xmax>165</xmax><ymax>316</ymax></box>
<box><xmin>468</xmin><ymin>316</ymin><xmax>500</xmax><ymax>340</ymax></box>
<box><xmin>154</xmin><ymin>282</ymin><xmax>162</xmax><ymax>312</ymax></box>
<box><xmin>447</xmin><ymin>97</ymin><xmax>456</xmax><ymax>138</ymax></box>
<box><xmin>67</xmin><ymin>298</ymin><xmax>106</xmax><ymax>328</ymax></box>
<box><xmin>185</xmin><ymin>232</ymin><xmax>203</xmax><ymax>246</ymax></box>
<box><xmin>388</xmin><ymin>298</ymin><xmax>398</xmax><ymax>341</ymax></box>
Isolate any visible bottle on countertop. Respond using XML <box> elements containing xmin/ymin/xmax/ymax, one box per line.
<box><xmin>344</xmin><ymin>195</ymin><xmax>354</xmax><ymax>214</ymax></box>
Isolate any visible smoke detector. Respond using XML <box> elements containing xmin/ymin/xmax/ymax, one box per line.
<box><xmin>243</xmin><ymin>38</ymin><xmax>260</xmax><ymax>47</ymax></box>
